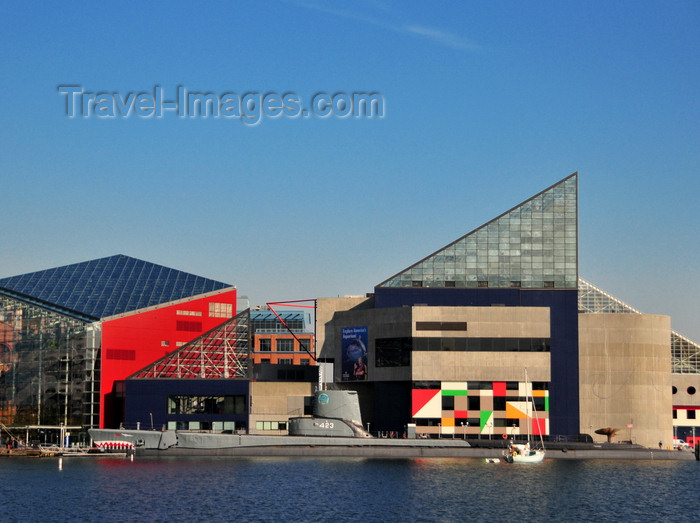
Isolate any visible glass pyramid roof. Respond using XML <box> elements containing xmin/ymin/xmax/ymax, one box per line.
<box><xmin>130</xmin><ymin>309</ymin><xmax>250</xmax><ymax>379</ymax></box>
<box><xmin>378</xmin><ymin>173</ymin><xmax>578</xmax><ymax>289</ymax></box>
<box><xmin>0</xmin><ymin>254</ymin><xmax>233</xmax><ymax>320</ymax></box>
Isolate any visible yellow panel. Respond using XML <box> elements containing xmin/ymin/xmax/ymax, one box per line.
<box><xmin>506</xmin><ymin>402</ymin><xmax>527</xmax><ymax>419</ymax></box>
<box><xmin>441</xmin><ymin>417</ymin><xmax>455</xmax><ymax>427</ymax></box>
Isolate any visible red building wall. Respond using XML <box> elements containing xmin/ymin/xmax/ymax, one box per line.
<box><xmin>100</xmin><ymin>289</ymin><xmax>237</xmax><ymax>428</ymax></box>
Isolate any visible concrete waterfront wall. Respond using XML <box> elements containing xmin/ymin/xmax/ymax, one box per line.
<box><xmin>579</xmin><ymin>313</ymin><xmax>672</xmax><ymax>449</ymax></box>
<box><xmin>248</xmin><ymin>381</ymin><xmax>314</xmax><ymax>435</ymax></box>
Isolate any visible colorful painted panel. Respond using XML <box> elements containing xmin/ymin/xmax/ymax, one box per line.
<box><xmin>412</xmin><ymin>380</ymin><xmax>549</xmax><ymax>437</ymax></box>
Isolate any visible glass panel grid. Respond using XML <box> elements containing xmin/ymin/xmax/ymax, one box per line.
<box><xmin>378</xmin><ymin>174</ymin><xmax>577</xmax><ymax>289</ymax></box>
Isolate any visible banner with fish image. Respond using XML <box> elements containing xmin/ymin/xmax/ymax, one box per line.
<box><xmin>341</xmin><ymin>327</ymin><xmax>368</xmax><ymax>381</ymax></box>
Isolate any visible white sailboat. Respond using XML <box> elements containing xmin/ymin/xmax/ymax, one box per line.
<box><xmin>504</xmin><ymin>370</ymin><xmax>545</xmax><ymax>463</ymax></box>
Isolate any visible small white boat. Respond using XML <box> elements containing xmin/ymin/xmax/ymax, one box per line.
<box><xmin>504</xmin><ymin>369</ymin><xmax>546</xmax><ymax>464</ymax></box>
<box><xmin>484</xmin><ymin>457</ymin><xmax>501</xmax><ymax>463</ymax></box>
<box><xmin>505</xmin><ymin>442</ymin><xmax>544</xmax><ymax>463</ymax></box>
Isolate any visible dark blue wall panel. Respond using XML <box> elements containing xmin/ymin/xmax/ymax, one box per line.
<box><xmin>124</xmin><ymin>379</ymin><xmax>249</xmax><ymax>430</ymax></box>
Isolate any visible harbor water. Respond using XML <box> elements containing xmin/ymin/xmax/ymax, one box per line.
<box><xmin>2</xmin><ymin>456</ymin><xmax>698</xmax><ymax>522</ymax></box>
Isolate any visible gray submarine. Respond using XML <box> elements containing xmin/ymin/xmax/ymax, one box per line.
<box><xmin>89</xmin><ymin>389</ymin><xmax>471</xmax><ymax>456</ymax></box>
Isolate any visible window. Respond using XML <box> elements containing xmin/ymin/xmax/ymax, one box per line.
<box><xmin>299</xmin><ymin>339</ymin><xmax>313</xmax><ymax>352</ymax></box>
<box><xmin>106</xmin><ymin>349</ymin><xmax>135</xmax><ymax>360</ymax></box>
<box><xmin>176</xmin><ymin>310</ymin><xmax>202</xmax><ymax>316</ymax></box>
<box><xmin>688</xmin><ymin>410</ymin><xmax>696</xmax><ymax>420</ymax></box>
<box><xmin>688</xmin><ymin>386</ymin><xmax>696</xmax><ymax>395</ymax></box>
<box><xmin>167</xmin><ymin>395</ymin><xmax>246</xmax><ymax>415</ymax></box>
<box><xmin>442</xmin><ymin>395</ymin><xmax>454</xmax><ymax>410</ymax></box>
<box><xmin>259</xmin><ymin>339</ymin><xmax>271</xmax><ymax>352</ymax></box>
<box><xmin>276</xmin><ymin>339</ymin><xmax>294</xmax><ymax>352</ymax></box>
<box><xmin>672</xmin><ymin>386</ymin><xmax>677</xmax><ymax>394</ymax></box>
<box><xmin>209</xmin><ymin>302</ymin><xmax>233</xmax><ymax>318</ymax></box>
<box><xmin>278</xmin><ymin>358</ymin><xmax>293</xmax><ymax>365</ymax></box>
<box><xmin>255</xmin><ymin>421</ymin><xmax>288</xmax><ymax>431</ymax></box>
<box><xmin>161</xmin><ymin>340</ymin><xmax>170</xmax><ymax>347</ymax></box>
<box><xmin>176</xmin><ymin>320</ymin><xmax>202</xmax><ymax>332</ymax></box>
<box><xmin>376</xmin><ymin>337</ymin><xmax>411</xmax><ymax>367</ymax></box>
<box><xmin>416</xmin><ymin>321</ymin><xmax>467</xmax><ymax>331</ymax></box>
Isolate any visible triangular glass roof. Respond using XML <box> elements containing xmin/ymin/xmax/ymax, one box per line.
<box><xmin>130</xmin><ymin>309</ymin><xmax>250</xmax><ymax>379</ymax></box>
<box><xmin>578</xmin><ymin>278</ymin><xmax>700</xmax><ymax>374</ymax></box>
<box><xmin>378</xmin><ymin>173</ymin><xmax>578</xmax><ymax>289</ymax></box>
<box><xmin>578</xmin><ymin>278</ymin><xmax>641</xmax><ymax>314</ymax></box>
<box><xmin>0</xmin><ymin>254</ymin><xmax>233</xmax><ymax>320</ymax></box>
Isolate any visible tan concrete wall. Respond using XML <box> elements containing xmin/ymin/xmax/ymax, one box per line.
<box><xmin>412</xmin><ymin>351</ymin><xmax>550</xmax><ymax>382</ymax></box>
<box><xmin>248</xmin><ymin>381</ymin><xmax>314</xmax><ymax>435</ymax></box>
<box><xmin>330</xmin><ymin>305</ymin><xmax>413</xmax><ymax>382</ymax></box>
<box><xmin>579</xmin><ymin>314</ymin><xmax>672</xmax><ymax>449</ymax></box>
<box><xmin>412</xmin><ymin>306</ymin><xmax>550</xmax><ymax>338</ymax></box>
<box><xmin>316</xmin><ymin>296</ymin><xmax>373</xmax><ymax>359</ymax></box>
<box><xmin>322</xmin><ymin>304</ymin><xmax>552</xmax><ymax>383</ymax></box>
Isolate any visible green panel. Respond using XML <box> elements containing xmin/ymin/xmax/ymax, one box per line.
<box><xmin>479</xmin><ymin>410</ymin><xmax>492</xmax><ymax>431</ymax></box>
<box><xmin>442</xmin><ymin>390</ymin><xmax>468</xmax><ymax>396</ymax></box>
<box><xmin>545</xmin><ymin>397</ymin><xmax>549</xmax><ymax>412</ymax></box>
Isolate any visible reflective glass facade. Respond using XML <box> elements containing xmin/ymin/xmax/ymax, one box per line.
<box><xmin>0</xmin><ymin>294</ymin><xmax>100</xmax><ymax>427</ymax></box>
<box><xmin>0</xmin><ymin>254</ymin><xmax>232</xmax><ymax>319</ymax></box>
<box><xmin>379</xmin><ymin>173</ymin><xmax>578</xmax><ymax>289</ymax></box>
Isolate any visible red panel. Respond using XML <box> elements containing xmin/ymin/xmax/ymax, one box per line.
<box><xmin>412</xmin><ymin>389</ymin><xmax>440</xmax><ymax>417</ymax></box>
<box><xmin>493</xmin><ymin>381</ymin><xmax>506</xmax><ymax>396</ymax></box>
<box><xmin>532</xmin><ymin>417</ymin><xmax>546</xmax><ymax>436</ymax></box>
<box><xmin>454</xmin><ymin>410</ymin><xmax>468</xmax><ymax>418</ymax></box>
<box><xmin>99</xmin><ymin>289</ymin><xmax>237</xmax><ymax>428</ymax></box>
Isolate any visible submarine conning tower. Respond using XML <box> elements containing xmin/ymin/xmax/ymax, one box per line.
<box><xmin>314</xmin><ymin>390</ymin><xmax>363</xmax><ymax>426</ymax></box>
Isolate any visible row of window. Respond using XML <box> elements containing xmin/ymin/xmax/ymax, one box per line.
<box><xmin>255</xmin><ymin>421</ymin><xmax>288</xmax><ymax>431</ymax></box>
<box><xmin>257</xmin><ymin>338</ymin><xmax>312</xmax><ymax>352</ymax></box>
<box><xmin>416</xmin><ymin>417</ymin><xmax>542</xmax><ymax>429</ymax></box>
<box><xmin>251</xmin><ymin>319</ymin><xmax>305</xmax><ymax>331</ymax></box>
<box><xmin>673</xmin><ymin>410</ymin><xmax>697</xmax><ymax>420</ymax></box>
<box><xmin>375</xmin><ymin>337</ymin><xmax>551</xmax><ymax>367</ymax></box>
<box><xmin>175</xmin><ymin>303</ymin><xmax>233</xmax><ymax>319</ymax></box>
<box><xmin>441</xmin><ymin>395</ymin><xmax>546</xmax><ymax>412</ymax></box>
<box><xmin>672</xmin><ymin>386</ymin><xmax>697</xmax><ymax>395</ymax></box>
<box><xmin>414</xmin><ymin>381</ymin><xmax>548</xmax><ymax>390</ymax></box>
<box><xmin>166</xmin><ymin>395</ymin><xmax>246</xmax><ymax>415</ymax></box>
<box><xmin>166</xmin><ymin>421</ymin><xmax>244</xmax><ymax>431</ymax></box>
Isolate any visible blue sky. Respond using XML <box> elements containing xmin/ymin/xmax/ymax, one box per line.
<box><xmin>1</xmin><ymin>1</ymin><xmax>698</xmax><ymax>340</ymax></box>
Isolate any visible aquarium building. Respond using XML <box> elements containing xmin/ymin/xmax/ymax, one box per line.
<box><xmin>0</xmin><ymin>255</ymin><xmax>238</xmax><ymax>429</ymax></box>
<box><xmin>317</xmin><ymin>173</ymin><xmax>699</xmax><ymax>448</ymax></box>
